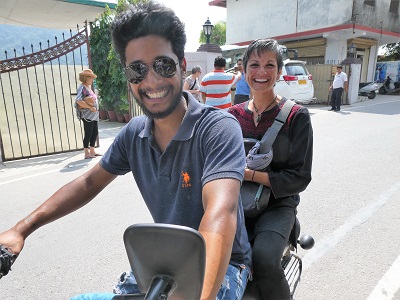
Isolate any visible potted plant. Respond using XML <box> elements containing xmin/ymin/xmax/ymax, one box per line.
<box><xmin>115</xmin><ymin>98</ymin><xmax>130</xmax><ymax>123</ymax></box>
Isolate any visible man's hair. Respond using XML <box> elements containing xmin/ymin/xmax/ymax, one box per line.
<box><xmin>336</xmin><ymin>65</ymin><xmax>343</xmax><ymax>69</ymax></box>
<box><xmin>191</xmin><ymin>65</ymin><xmax>202</xmax><ymax>74</ymax></box>
<box><xmin>236</xmin><ymin>58</ymin><xmax>243</xmax><ymax>63</ymax></box>
<box><xmin>214</xmin><ymin>56</ymin><xmax>226</xmax><ymax>68</ymax></box>
<box><xmin>242</xmin><ymin>38</ymin><xmax>283</xmax><ymax>72</ymax></box>
<box><xmin>110</xmin><ymin>1</ymin><xmax>186</xmax><ymax>66</ymax></box>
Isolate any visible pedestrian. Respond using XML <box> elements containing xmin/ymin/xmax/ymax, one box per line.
<box><xmin>75</xmin><ymin>69</ymin><xmax>102</xmax><ymax>159</ymax></box>
<box><xmin>183</xmin><ymin>65</ymin><xmax>202</xmax><ymax>102</ymax></box>
<box><xmin>200</xmin><ymin>56</ymin><xmax>241</xmax><ymax>110</ymax></box>
<box><xmin>329</xmin><ymin>65</ymin><xmax>348</xmax><ymax>111</ymax></box>
<box><xmin>0</xmin><ymin>2</ymin><xmax>252</xmax><ymax>300</ymax></box>
<box><xmin>233</xmin><ymin>58</ymin><xmax>251</xmax><ymax>105</ymax></box>
<box><xmin>228</xmin><ymin>38</ymin><xmax>313</xmax><ymax>299</ymax></box>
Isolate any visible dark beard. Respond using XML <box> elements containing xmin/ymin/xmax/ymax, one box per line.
<box><xmin>133</xmin><ymin>82</ymin><xmax>183</xmax><ymax>119</ymax></box>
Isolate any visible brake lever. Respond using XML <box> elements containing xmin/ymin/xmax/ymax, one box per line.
<box><xmin>0</xmin><ymin>245</ymin><xmax>16</xmax><ymax>279</ymax></box>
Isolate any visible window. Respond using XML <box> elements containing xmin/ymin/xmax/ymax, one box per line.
<box><xmin>389</xmin><ymin>0</ymin><xmax>399</xmax><ymax>14</ymax></box>
<box><xmin>364</xmin><ymin>0</ymin><xmax>375</xmax><ymax>6</ymax></box>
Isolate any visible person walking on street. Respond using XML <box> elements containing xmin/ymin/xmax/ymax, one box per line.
<box><xmin>233</xmin><ymin>58</ymin><xmax>251</xmax><ymax>105</ymax></box>
<box><xmin>183</xmin><ymin>65</ymin><xmax>202</xmax><ymax>102</ymax></box>
<box><xmin>329</xmin><ymin>65</ymin><xmax>348</xmax><ymax>111</ymax></box>
<box><xmin>0</xmin><ymin>2</ymin><xmax>251</xmax><ymax>300</ymax></box>
<box><xmin>200</xmin><ymin>56</ymin><xmax>241</xmax><ymax>110</ymax></box>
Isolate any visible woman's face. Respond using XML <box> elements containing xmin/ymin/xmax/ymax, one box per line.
<box><xmin>245</xmin><ymin>50</ymin><xmax>282</xmax><ymax>94</ymax></box>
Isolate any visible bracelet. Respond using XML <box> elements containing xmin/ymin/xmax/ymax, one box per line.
<box><xmin>251</xmin><ymin>170</ymin><xmax>255</xmax><ymax>181</ymax></box>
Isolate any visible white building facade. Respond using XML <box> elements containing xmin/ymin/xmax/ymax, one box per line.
<box><xmin>210</xmin><ymin>0</ymin><xmax>400</xmax><ymax>82</ymax></box>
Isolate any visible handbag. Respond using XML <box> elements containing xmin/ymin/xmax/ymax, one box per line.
<box><xmin>240</xmin><ymin>99</ymin><xmax>295</xmax><ymax>218</ymax></box>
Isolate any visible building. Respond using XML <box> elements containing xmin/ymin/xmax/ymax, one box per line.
<box><xmin>209</xmin><ymin>0</ymin><xmax>400</xmax><ymax>82</ymax></box>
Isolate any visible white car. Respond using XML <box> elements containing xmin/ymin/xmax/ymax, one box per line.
<box><xmin>274</xmin><ymin>59</ymin><xmax>316</xmax><ymax>104</ymax></box>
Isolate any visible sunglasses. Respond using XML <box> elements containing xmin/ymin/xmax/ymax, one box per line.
<box><xmin>125</xmin><ymin>57</ymin><xmax>179</xmax><ymax>84</ymax></box>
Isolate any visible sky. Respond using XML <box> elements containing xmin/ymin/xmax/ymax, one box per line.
<box><xmin>155</xmin><ymin>0</ymin><xmax>226</xmax><ymax>52</ymax></box>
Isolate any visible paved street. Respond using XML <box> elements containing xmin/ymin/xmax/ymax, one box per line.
<box><xmin>0</xmin><ymin>94</ymin><xmax>399</xmax><ymax>299</ymax></box>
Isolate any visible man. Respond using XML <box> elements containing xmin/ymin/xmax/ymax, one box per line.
<box><xmin>200</xmin><ymin>56</ymin><xmax>241</xmax><ymax>110</ymax></box>
<box><xmin>233</xmin><ymin>58</ymin><xmax>251</xmax><ymax>105</ymax></box>
<box><xmin>329</xmin><ymin>65</ymin><xmax>348</xmax><ymax>111</ymax></box>
<box><xmin>0</xmin><ymin>2</ymin><xmax>252</xmax><ymax>300</ymax></box>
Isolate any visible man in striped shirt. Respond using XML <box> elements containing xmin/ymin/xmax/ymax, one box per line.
<box><xmin>200</xmin><ymin>56</ymin><xmax>241</xmax><ymax>110</ymax></box>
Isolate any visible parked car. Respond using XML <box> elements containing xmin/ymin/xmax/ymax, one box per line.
<box><xmin>274</xmin><ymin>59</ymin><xmax>316</xmax><ymax>105</ymax></box>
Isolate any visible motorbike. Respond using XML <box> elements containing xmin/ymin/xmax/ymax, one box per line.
<box><xmin>0</xmin><ymin>223</ymin><xmax>314</xmax><ymax>299</ymax></box>
<box><xmin>379</xmin><ymin>76</ymin><xmax>400</xmax><ymax>95</ymax></box>
<box><xmin>358</xmin><ymin>82</ymin><xmax>379</xmax><ymax>99</ymax></box>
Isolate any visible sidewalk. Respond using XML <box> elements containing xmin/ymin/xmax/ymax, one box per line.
<box><xmin>0</xmin><ymin>120</ymin><xmax>125</xmax><ymax>181</ymax></box>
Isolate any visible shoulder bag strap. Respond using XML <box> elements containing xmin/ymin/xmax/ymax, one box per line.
<box><xmin>189</xmin><ymin>78</ymin><xmax>196</xmax><ymax>90</ymax></box>
<box><xmin>258</xmin><ymin>98</ymin><xmax>295</xmax><ymax>153</ymax></box>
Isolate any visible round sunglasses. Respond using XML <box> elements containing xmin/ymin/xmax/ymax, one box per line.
<box><xmin>124</xmin><ymin>57</ymin><xmax>179</xmax><ymax>84</ymax></box>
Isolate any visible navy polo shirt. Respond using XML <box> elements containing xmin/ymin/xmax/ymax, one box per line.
<box><xmin>100</xmin><ymin>92</ymin><xmax>252</xmax><ymax>269</ymax></box>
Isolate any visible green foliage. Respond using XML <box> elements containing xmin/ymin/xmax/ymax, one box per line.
<box><xmin>199</xmin><ymin>21</ymin><xmax>226</xmax><ymax>46</ymax></box>
<box><xmin>90</xmin><ymin>0</ymin><xmax>148</xmax><ymax>111</ymax></box>
<box><xmin>378</xmin><ymin>42</ymin><xmax>400</xmax><ymax>61</ymax></box>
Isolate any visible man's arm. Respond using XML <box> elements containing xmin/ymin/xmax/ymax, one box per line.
<box><xmin>0</xmin><ymin>163</ymin><xmax>117</xmax><ymax>256</ymax></box>
<box><xmin>201</xmin><ymin>92</ymin><xmax>206</xmax><ymax>104</ymax></box>
<box><xmin>344</xmin><ymin>80</ymin><xmax>348</xmax><ymax>92</ymax></box>
<box><xmin>198</xmin><ymin>178</ymin><xmax>240</xmax><ymax>300</ymax></box>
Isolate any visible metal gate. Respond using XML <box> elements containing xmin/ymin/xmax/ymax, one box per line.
<box><xmin>0</xmin><ymin>24</ymin><xmax>91</xmax><ymax>161</ymax></box>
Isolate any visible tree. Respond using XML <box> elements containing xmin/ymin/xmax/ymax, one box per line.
<box><xmin>90</xmin><ymin>0</ymin><xmax>148</xmax><ymax>113</ymax></box>
<box><xmin>378</xmin><ymin>42</ymin><xmax>400</xmax><ymax>61</ymax></box>
<box><xmin>199</xmin><ymin>21</ymin><xmax>226</xmax><ymax>46</ymax></box>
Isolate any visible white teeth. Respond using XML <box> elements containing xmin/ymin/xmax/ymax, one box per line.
<box><xmin>255</xmin><ymin>79</ymin><xmax>268</xmax><ymax>82</ymax></box>
<box><xmin>146</xmin><ymin>90</ymin><xmax>167</xmax><ymax>98</ymax></box>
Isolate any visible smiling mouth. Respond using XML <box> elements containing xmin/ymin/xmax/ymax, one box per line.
<box><xmin>145</xmin><ymin>89</ymin><xmax>168</xmax><ymax>99</ymax></box>
<box><xmin>254</xmin><ymin>79</ymin><xmax>269</xmax><ymax>83</ymax></box>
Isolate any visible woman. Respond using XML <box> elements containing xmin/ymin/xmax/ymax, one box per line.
<box><xmin>76</xmin><ymin>69</ymin><xmax>101</xmax><ymax>159</ymax></box>
<box><xmin>228</xmin><ymin>39</ymin><xmax>313</xmax><ymax>299</ymax></box>
<box><xmin>183</xmin><ymin>65</ymin><xmax>202</xmax><ymax>101</ymax></box>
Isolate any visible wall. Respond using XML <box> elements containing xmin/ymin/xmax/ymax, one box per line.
<box><xmin>374</xmin><ymin>61</ymin><xmax>400</xmax><ymax>83</ymax></box>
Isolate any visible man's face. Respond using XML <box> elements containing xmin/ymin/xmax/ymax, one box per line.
<box><xmin>237</xmin><ymin>60</ymin><xmax>243</xmax><ymax>72</ymax></box>
<box><xmin>337</xmin><ymin>67</ymin><xmax>342</xmax><ymax>73</ymax></box>
<box><xmin>124</xmin><ymin>35</ymin><xmax>185</xmax><ymax>119</ymax></box>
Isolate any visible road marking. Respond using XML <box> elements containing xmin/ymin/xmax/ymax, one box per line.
<box><xmin>0</xmin><ymin>161</ymin><xmax>93</xmax><ymax>186</ymax></box>
<box><xmin>366</xmin><ymin>255</ymin><xmax>400</xmax><ymax>300</ymax></box>
<box><xmin>302</xmin><ymin>181</ymin><xmax>400</xmax><ymax>271</ymax></box>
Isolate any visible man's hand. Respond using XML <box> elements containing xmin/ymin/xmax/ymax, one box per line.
<box><xmin>0</xmin><ymin>228</ymin><xmax>25</xmax><ymax>257</ymax></box>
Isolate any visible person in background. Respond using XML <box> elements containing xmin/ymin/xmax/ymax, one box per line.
<box><xmin>0</xmin><ymin>2</ymin><xmax>252</xmax><ymax>300</ymax></box>
<box><xmin>200</xmin><ymin>56</ymin><xmax>241</xmax><ymax>110</ymax></box>
<box><xmin>328</xmin><ymin>65</ymin><xmax>348</xmax><ymax>112</ymax></box>
<box><xmin>228</xmin><ymin>38</ymin><xmax>313</xmax><ymax>299</ymax></box>
<box><xmin>75</xmin><ymin>69</ymin><xmax>102</xmax><ymax>159</ymax></box>
<box><xmin>183</xmin><ymin>65</ymin><xmax>202</xmax><ymax>102</ymax></box>
<box><xmin>233</xmin><ymin>58</ymin><xmax>251</xmax><ymax>105</ymax></box>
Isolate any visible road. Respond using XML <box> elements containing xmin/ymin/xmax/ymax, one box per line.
<box><xmin>0</xmin><ymin>94</ymin><xmax>399</xmax><ymax>300</ymax></box>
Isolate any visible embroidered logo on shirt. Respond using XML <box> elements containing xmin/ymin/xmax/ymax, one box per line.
<box><xmin>181</xmin><ymin>171</ymin><xmax>192</xmax><ymax>188</ymax></box>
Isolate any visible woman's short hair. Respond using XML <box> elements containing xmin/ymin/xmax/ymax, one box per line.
<box><xmin>242</xmin><ymin>38</ymin><xmax>283</xmax><ymax>72</ymax></box>
<box><xmin>191</xmin><ymin>65</ymin><xmax>202</xmax><ymax>74</ymax></box>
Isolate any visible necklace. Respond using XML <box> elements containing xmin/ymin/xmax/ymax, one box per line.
<box><xmin>253</xmin><ymin>94</ymin><xmax>277</xmax><ymax>123</ymax></box>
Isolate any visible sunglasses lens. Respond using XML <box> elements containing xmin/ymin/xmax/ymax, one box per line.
<box><xmin>153</xmin><ymin>58</ymin><xmax>177</xmax><ymax>78</ymax></box>
<box><xmin>125</xmin><ymin>62</ymin><xmax>147</xmax><ymax>84</ymax></box>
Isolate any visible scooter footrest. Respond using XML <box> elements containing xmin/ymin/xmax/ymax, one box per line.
<box><xmin>282</xmin><ymin>253</ymin><xmax>302</xmax><ymax>297</ymax></box>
